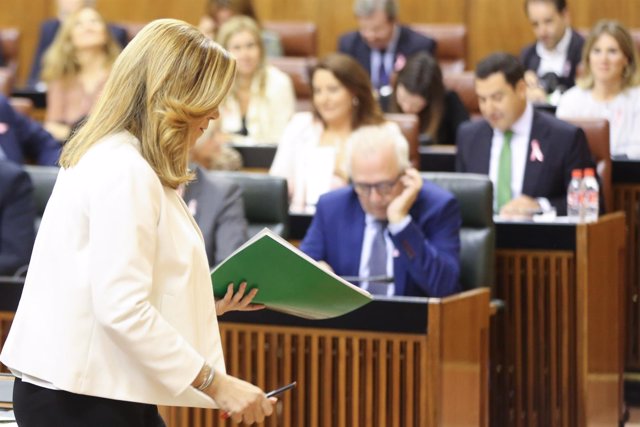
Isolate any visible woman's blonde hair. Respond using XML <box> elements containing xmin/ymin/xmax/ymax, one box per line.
<box><xmin>217</xmin><ymin>16</ymin><xmax>266</xmax><ymax>94</ymax></box>
<box><xmin>40</xmin><ymin>7</ymin><xmax>121</xmax><ymax>82</ymax></box>
<box><xmin>60</xmin><ymin>19</ymin><xmax>237</xmax><ymax>188</ymax></box>
<box><xmin>578</xmin><ymin>19</ymin><xmax>640</xmax><ymax>90</ymax></box>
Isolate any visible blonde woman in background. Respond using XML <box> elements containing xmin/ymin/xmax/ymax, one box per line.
<box><xmin>557</xmin><ymin>20</ymin><xmax>640</xmax><ymax>156</ymax></box>
<box><xmin>216</xmin><ymin>16</ymin><xmax>295</xmax><ymax>145</ymax></box>
<box><xmin>270</xmin><ymin>53</ymin><xmax>403</xmax><ymax>211</ymax></box>
<box><xmin>1</xmin><ymin>19</ymin><xmax>275</xmax><ymax>425</ymax></box>
<box><xmin>41</xmin><ymin>7</ymin><xmax>121</xmax><ymax>141</ymax></box>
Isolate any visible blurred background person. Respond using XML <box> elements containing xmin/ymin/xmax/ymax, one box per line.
<box><xmin>40</xmin><ymin>7</ymin><xmax>122</xmax><ymax>142</ymax></box>
<box><xmin>28</xmin><ymin>0</ymin><xmax>127</xmax><ymax>89</ymax></box>
<box><xmin>181</xmin><ymin>165</ymin><xmax>249</xmax><ymax>269</ymax></box>
<box><xmin>338</xmin><ymin>0</ymin><xmax>436</xmax><ymax>108</ymax></box>
<box><xmin>391</xmin><ymin>52</ymin><xmax>469</xmax><ymax>145</ymax></box>
<box><xmin>215</xmin><ymin>16</ymin><xmax>295</xmax><ymax>145</ymax></box>
<box><xmin>0</xmin><ymin>95</ymin><xmax>61</xmax><ymax>166</ymax></box>
<box><xmin>520</xmin><ymin>0</ymin><xmax>584</xmax><ymax>104</ymax></box>
<box><xmin>199</xmin><ymin>0</ymin><xmax>282</xmax><ymax>56</ymax></box>
<box><xmin>556</xmin><ymin>20</ymin><xmax>640</xmax><ymax>156</ymax></box>
<box><xmin>270</xmin><ymin>53</ymin><xmax>404</xmax><ymax>211</ymax></box>
<box><xmin>0</xmin><ymin>160</ymin><xmax>36</xmax><ymax>276</ymax></box>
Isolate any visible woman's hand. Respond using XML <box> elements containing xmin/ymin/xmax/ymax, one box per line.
<box><xmin>206</xmin><ymin>370</ymin><xmax>276</xmax><ymax>424</ymax></box>
<box><xmin>215</xmin><ymin>282</ymin><xmax>265</xmax><ymax>316</ymax></box>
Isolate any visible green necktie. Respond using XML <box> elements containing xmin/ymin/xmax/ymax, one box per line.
<box><xmin>497</xmin><ymin>130</ymin><xmax>513</xmax><ymax>211</ymax></box>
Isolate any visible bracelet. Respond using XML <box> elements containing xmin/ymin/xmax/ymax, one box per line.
<box><xmin>197</xmin><ymin>364</ymin><xmax>215</xmax><ymax>391</ymax></box>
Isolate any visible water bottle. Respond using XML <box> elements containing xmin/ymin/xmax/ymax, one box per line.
<box><xmin>581</xmin><ymin>168</ymin><xmax>599</xmax><ymax>223</ymax></box>
<box><xmin>567</xmin><ymin>169</ymin><xmax>583</xmax><ymax>221</ymax></box>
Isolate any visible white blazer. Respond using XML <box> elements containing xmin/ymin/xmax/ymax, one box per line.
<box><xmin>1</xmin><ymin>132</ymin><xmax>225</xmax><ymax>408</ymax></box>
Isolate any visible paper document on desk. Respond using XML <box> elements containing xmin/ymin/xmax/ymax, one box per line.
<box><xmin>211</xmin><ymin>228</ymin><xmax>372</xmax><ymax>319</ymax></box>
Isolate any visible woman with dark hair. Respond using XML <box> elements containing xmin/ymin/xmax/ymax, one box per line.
<box><xmin>270</xmin><ymin>53</ymin><xmax>404</xmax><ymax>210</ymax></box>
<box><xmin>392</xmin><ymin>52</ymin><xmax>469</xmax><ymax>145</ymax></box>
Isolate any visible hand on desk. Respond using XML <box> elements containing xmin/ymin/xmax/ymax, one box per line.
<box><xmin>215</xmin><ymin>282</ymin><xmax>265</xmax><ymax>316</ymax></box>
<box><xmin>499</xmin><ymin>195</ymin><xmax>541</xmax><ymax>220</ymax></box>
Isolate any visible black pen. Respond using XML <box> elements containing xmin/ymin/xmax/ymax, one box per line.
<box><xmin>220</xmin><ymin>381</ymin><xmax>297</xmax><ymax>419</ymax></box>
<box><xmin>266</xmin><ymin>381</ymin><xmax>297</xmax><ymax>398</ymax></box>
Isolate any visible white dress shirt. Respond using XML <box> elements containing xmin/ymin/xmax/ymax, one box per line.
<box><xmin>536</xmin><ymin>27</ymin><xmax>573</xmax><ymax>77</ymax></box>
<box><xmin>488</xmin><ymin>103</ymin><xmax>534</xmax><ymax>211</ymax></box>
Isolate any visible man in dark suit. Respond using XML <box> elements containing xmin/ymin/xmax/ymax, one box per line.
<box><xmin>0</xmin><ymin>160</ymin><xmax>36</xmax><ymax>276</ymax></box>
<box><xmin>27</xmin><ymin>0</ymin><xmax>128</xmax><ymax>88</ymax></box>
<box><xmin>0</xmin><ymin>95</ymin><xmax>60</xmax><ymax>166</ymax></box>
<box><xmin>337</xmin><ymin>0</ymin><xmax>436</xmax><ymax>100</ymax></box>
<box><xmin>182</xmin><ymin>166</ymin><xmax>248</xmax><ymax>268</ymax></box>
<box><xmin>520</xmin><ymin>0</ymin><xmax>584</xmax><ymax>101</ymax></box>
<box><xmin>456</xmin><ymin>52</ymin><xmax>594</xmax><ymax>217</ymax></box>
<box><xmin>301</xmin><ymin>124</ymin><xmax>461</xmax><ymax>298</ymax></box>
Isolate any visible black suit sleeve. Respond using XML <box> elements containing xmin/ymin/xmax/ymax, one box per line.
<box><xmin>0</xmin><ymin>163</ymin><xmax>36</xmax><ymax>275</ymax></box>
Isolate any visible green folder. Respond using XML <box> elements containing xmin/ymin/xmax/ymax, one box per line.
<box><xmin>211</xmin><ymin>228</ymin><xmax>372</xmax><ymax>320</ymax></box>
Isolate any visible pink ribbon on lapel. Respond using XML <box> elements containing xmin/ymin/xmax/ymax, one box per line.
<box><xmin>530</xmin><ymin>139</ymin><xmax>544</xmax><ymax>162</ymax></box>
<box><xmin>0</xmin><ymin>122</ymin><xmax>8</xmax><ymax>134</ymax></box>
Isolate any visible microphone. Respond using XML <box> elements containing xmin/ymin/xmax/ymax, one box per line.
<box><xmin>341</xmin><ymin>275</ymin><xmax>394</xmax><ymax>284</ymax></box>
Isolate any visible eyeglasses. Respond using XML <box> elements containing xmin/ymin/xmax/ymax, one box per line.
<box><xmin>352</xmin><ymin>175</ymin><xmax>402</xmax><ymax>196</ymax></box>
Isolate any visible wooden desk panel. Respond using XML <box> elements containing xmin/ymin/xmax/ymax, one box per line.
<box><xmin>492</xmin><ymin>214</ymin><xmax>625</xmax><ymax>427</ymax></box>
<box><xmin>159</xmin><ymin>290</ymin><xmax>490</xmax><ymax>427</ymax></box>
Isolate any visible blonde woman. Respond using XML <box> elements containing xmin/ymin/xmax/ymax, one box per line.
<box><xmin>216</xmin><ymin>16</ymin><xmax>295</xmax><ymax>144</ymax></box>
<box><xmin>41</xmin><ymin>7</ymin><xmax>121</xmax><ymax>141</ymax></box>
<box><xmin>557</xmin><ymin>20</ymin><xmax>640</xmax><ymax>156</ymax></box>
<box><xmin>1</xmin><ymin>19</ymin><xmax>275</xmax><ymax>425</ymax></box>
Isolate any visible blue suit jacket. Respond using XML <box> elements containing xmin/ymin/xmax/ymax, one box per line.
<box><xmin>28</xmin><ymin>19</ymin><xmax>128</xmax><ymax>86</ymax></box>
<box><xmin>0</xmin><ymin>95</ymin><xmax>60</xmax><ymax>166</ymax></box>
<box><xmin>455</xmin><ymin>110</ymin><xmax>595</xmax><ymax>215</ymax></box>
<box><xmin>0</xmin><ymin>160</ymin><xmax>35</xmax><ymax>275</ymax></box>
<box><xmin>338</xmin><ymin>25</ymin><xmax>436</xmax><ymax>77</ymax></box>
<box><xmin>300</xmin><ymin>182</ymin><xmax>461</xmax><ymax>297</ymax></box>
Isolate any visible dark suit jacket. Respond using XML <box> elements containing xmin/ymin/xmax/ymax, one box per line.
<box><xmin>455</xmin><ymin>110</ymin><xmax>594</xmax><ymax>215</ymax></box>
<box><xmin>183</xmin><ymin>167</ymin><xmax>248</xmax><ymax>268</ymax></box>
<box><xmin>28</xmin><ymin>19</ymin><xmax>128</xmax><ymax>87</ymax></box>
<box><xmin>300</xmin><ymin>182</ymin><xmax>461</xmax><ymax>297</ymax></box>
<box><xmin>0</xmin><ymin>95</ymin><xmax>60</xmax><ymax>166</ymax></box>
<box><xmin>520</xmin><ymin>29</ymin><xmax>585</xmax><ymax>91</ymax></box>
<box><xmin>0</xmin><ymin>160</ymin><xmax>36</xmax><ymax>275</ymax></box>
<box><xmin>338</xmin><ymin>25</ymin><xmax>437</xmax><ymax>77</ymax></box>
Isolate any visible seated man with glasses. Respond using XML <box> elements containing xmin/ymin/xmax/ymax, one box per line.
<box><xmin>300</xmin><ymin>124</ymin><xmax>461</xmax><ymax>297</ymax></box>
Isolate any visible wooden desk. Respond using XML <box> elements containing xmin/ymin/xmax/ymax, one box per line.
<box><xmin>0</xmin><ymin>279</ymin><xmax>489</xmax><ymax>427</ymax></box>
<box><xmin>492</xmin><ymin>214</ymin><xmax>626</xmax><ymax>427</ymax></box>
<box><xmin>160</xmin><ymin>290</ymin><xmax>489</xmax><ymax>427</ymax></box>
<box><xmin>288</xmin><ymin>211</ymin><xmax>626</xmax><ymax>426</ymax></box>
<box><xmin>612</xmin><ymin>159</ymin><xmax>640</xmax><ymax>371</ymax></box>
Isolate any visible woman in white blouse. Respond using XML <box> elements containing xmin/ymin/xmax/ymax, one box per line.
<box><xmin>216</xmin><ymin>16</ymin><xmax>295</xmax><ymax>145</ymax></box>
<box><xmin>556</xmin><ymin>20</ymin><xmax>640</xmax><ymax>156</ymax></box>
<box><xmin>270</xmin><ymin>53</ymin><xmax>403</xmax><ymax>211</ymax></box>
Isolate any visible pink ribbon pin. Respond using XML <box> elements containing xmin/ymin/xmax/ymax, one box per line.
<box><xmin>0</xmin><ymin>122</ymin><xmax>8</xmax><ymax>134</ymax></box>
<box><xmin>530</xmin><ymin>140</ymin><xmax>544</xmax><ymax>162</ymax></box>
